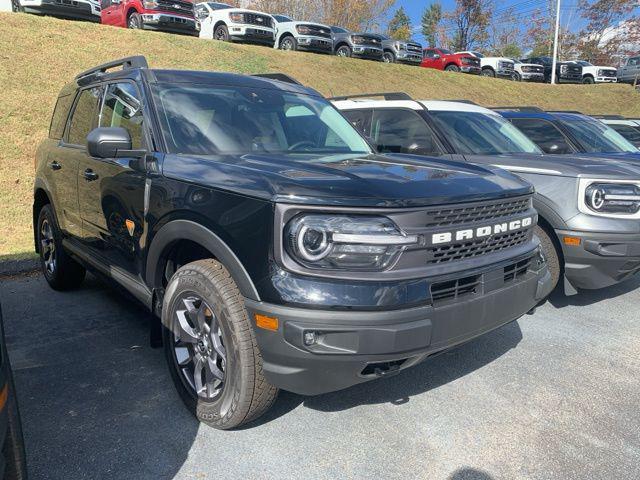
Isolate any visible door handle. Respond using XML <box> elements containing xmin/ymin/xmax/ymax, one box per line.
<box><xmin>49</xmin><ymin>161</ymin><xmax>62</xmax><ymax>171</ymax></box>
<box><xmin>83</xmin><ymin>169</ymin><xmax>99</xmax><ymax>181</ymax></box>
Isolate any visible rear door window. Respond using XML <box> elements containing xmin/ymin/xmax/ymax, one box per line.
<box><xmin>509</xmin><ymin>118</ymin><xmax>575</xmax><ymax>154</ymax></box>
<box><xmin>66</xmin><ymin>87</ymin><xmax>102</xmax><ymax>146</ymax></box>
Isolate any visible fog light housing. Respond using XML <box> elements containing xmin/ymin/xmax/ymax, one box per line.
<box><xmin>303</xmin><ymin>331</ymin><xmax>318</xmax><ymax>346</ymax></box>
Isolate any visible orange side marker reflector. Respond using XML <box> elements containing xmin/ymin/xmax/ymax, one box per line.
<box><xmin>563</xmin><ymin>236</ymin><xmax>581</xmax><ymax>246</ymax></box>
<box><xmin>0</xmin><ymin>384</ymin><xmax>8</xmax><ymax>412</ymax></box>
<box><xmin>255</xmin><ymin>314</ymin><xmax>279</xmax><ymax>331</ymax></box>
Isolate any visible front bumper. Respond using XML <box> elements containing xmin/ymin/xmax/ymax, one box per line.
<box><xmin>559</xmin><ymin>229</ymin><xmax>640</xmax><ymax>290</ymax></box>
<box><xmin>296</xmin><ymin>36</ymin><xmax>333</xmax><ymax>52</ymax></box>
<box><xmin>228</xmin><ymin>25</ymin><xmax>275</xmax><ymax>45</ymax></box>
<box><xmin>496</xmin><ymin>69</ymin><xmax>514</xmax><ymax>78</ymax></box>
<box><xmin>246</xmin><ymin>252</ymin><xmax>551</xmax><ymax>396</ymax></box>
<box><xmin>521</xmin><ymin>72</ymin><xmax>545</xmax><ymax>82</ymax></box>
<box><xmin>142</xmin><ymin>13</ymin><xmax>198</xmax><ymax>35</ymax></box>
<box><xmin>351</xmin><ymin>45</ymin><xmax>383</xmax><ymax>60</ymax></box>
<box><xmin>595</xmin><ymin>77</ymin><xmax>617</xmax><ymax>83</ymax></box>
<box><xmin>461</xmin><ymin>66</ymin><xmax>482</xmax><ymax>74</ymax></box>
<box><xmin>396</xmin><ymin>51</ymin><xmax>423</xmax><ymax>64</ymax></box>
<box><xmin>21</xmin><ymin>0</ymin><xmax>99</xmax><ymax>20</ymax></box>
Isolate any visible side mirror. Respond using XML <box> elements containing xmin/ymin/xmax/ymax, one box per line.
<box><xmin>87</xmin><ymin>127</ymin><xmax>145</xmax><ymax>159</ymax></box>
<box><xmin>433</xmin><ymin>54</ymin><xmax>440</xmax><ymax>59</ymax></box>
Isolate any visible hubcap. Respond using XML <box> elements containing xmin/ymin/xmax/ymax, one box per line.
<box><xmin>129</xmin><ymin>16</ymin><xmax>139</xmax><ymax>28</ymax></box>
<box><xmin>40</xmin><ymin>219</ymin><xmax>56</xmax><ymax>275</ymax></box>
<box><xmin>172</xmin><ymin>295</ymin><xmax>227</xmax><ymax>400</ymax></box>
<box><xmin>216</xmin><ymin>29</ymin><xmax>226</xmax><ymax>40</ymax></box>
<box><xmin>283</xmin><ymin>39</ymin><xmax>293</xmax><ymax>50</ymax></box>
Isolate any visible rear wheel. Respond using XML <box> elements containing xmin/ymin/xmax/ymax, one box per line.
<box><xmin>445</xmin><ymin>64</ymin><xmax>460</xmax><ymax>72</ymax></box>
<box><xmin>481</xmin><ymin>68</ymin><xmax>495</xmax><ymax>77</ymax></box>
<box><xmin>336</xmin><ymin>45</ymin><xmax>352</xmax><ymax>57</ymax></box>
<box><xmin>127</xmin><ymin>12</ymin><xmax>142</xmax><ymax>29</ymax></box>
<box><xmin>383</xmin><ymin>51</ymin><xmax>395</xmax><ymax>63</ymax></box>
<box><xmin>162</xmin><ymin>259</ymin><xmax>278</xmax><ymax>429</ymax></box>
<box><xmin>535</xmin><ymin>225</ymin><xmax>561</xmax><ymax>292</ymax></box>
<box><xmin>37</xmin><ymin>204</ymin><xmax>86</xmax><ymax>291</ymax></box>
<box><xmin>214</xmin><ymin>24</ymin><xmax>230</xmax><ymax>41</ymax></box>
<box><xmin>280</xmin><ymin>36</ymin><xmax>297</xmax><ymax>51</ymax></box>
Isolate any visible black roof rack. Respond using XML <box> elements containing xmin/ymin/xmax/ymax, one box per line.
<box><xmin>76</xmin><ymin>56</ymin><xmax>148</xmax><ymax>86</ymax></box>
<box><xmin>328</xmin><ymin>92</ymin><xmax>414</xmax><ymax>101</ymax></box>
<box><xmin>442</xmin><ymin>99</ymin><xmax>479</xmax><ymax>106</ymax></box>
<box><xmin>591</xmin><ymin>114</ymin><xmax>625</xmax><ymax>119</ymax></box>
<box><xmin>490</xmin><ymin>106</ymin><xmax>544</xmax><ymax>112</ymax></box>
<box><xmin>251</xmin><ymin>73</ymin><xmax>302</xmax><ymax>85</ymax></box>
<box><xmin>546</xmin><ymin>110</ymin><xmax>584</xmax><ymax>114</ymax></box>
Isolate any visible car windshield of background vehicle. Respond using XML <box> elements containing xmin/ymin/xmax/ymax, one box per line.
<box><xmin>430</xmin><ymin>111</ymin><xmax>543</xmax><ymax>155</ymax></box>
<box><xmin>153</xmin><ymin>85</ymin><xmax>372</xmax><ymax>156</ymax></box>
<box><xmin>577</xmin><ymin>61</ymin><xmax>592</xmax><ymax>66</ymax></box>
<box><xmin>207</xmin><ymin>2</ymin><xmax>231</xmax><ymax>10</ymax></box>
<box><xmin>562</xmin><ymin>118</ymin><xmax>639</xmax><ymax>153</ymax></box>
<box><xmin>332</xmin><ymin>26</ymin><xmax>348</xmax><ymax>33</ymax></box>
<box><xmin>440</xmin><ymin>48</ymin><xmax>452</xmax><ymax>54</ymax></box>
<box><xmin>607</xmin><ymin>124</ymin><xmax>640</xmax><ymax>146</ymax></box>
<box><xmin>470</xmin><ymin>51</ymin><xmax>484</xmax><ymax>58</ymax></box>
<box><xmin>272</xmin><ymin>14</ymin><xmax>292</xmax><ymax>22</ymax></box>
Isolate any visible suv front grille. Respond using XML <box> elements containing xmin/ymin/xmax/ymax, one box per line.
<box><xmin>424</xmin><ymin>197</ymin><xmax>530</xmax><ymax>228</ymax></box>
<box><xmin>156</xmin><ymin>0</ymin><xmax>194</xmax><ymax>15</ymax></box>
<box><xmin>243</xmin><ymin>13</ymin><xmax>273</xmax><ymax>28</ymax></box>
<box><xmin>301</xmin><ymin>24</ymin><xmax>331</xmax><ymax>38</ymax></box>
<box><xmin>601</xmin><ymin>69</ymin><xmax>617</xmax><ymax>77</ymax></box>
<box><xmin>407</xmin><ymin>43</ymin><xmax>422</xmax><ymax>53</ymax></box>
<box><xmin>428</xmin><ymin>229</ymin><xmax>530</xmax><ymax>264</ymax></box>
<box><xmin>431</xmin><ymin>274</ymin><xmax>481</xmax><ymax>302</ymax></box>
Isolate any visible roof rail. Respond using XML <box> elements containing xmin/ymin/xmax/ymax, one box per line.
<box><xmin>591</xmin><ymin>114</ymin><xmax>625</xmax><ymax>119</ymax></box>
<box><xmin>546</xmin><ymin>110</ymin><xmax>584</xmax><ymax>114</ymax></box>
<box><xmin>251</xmin><ymin>73</ymin><xmax>303</xmax><ymax>85</ymax></box>
<box><xmin>442</xmin><ymin>99</ymin><xmax>479</xmax><ymax>106</ymax></box>
<box><xmin>329</xmin><ymin>92</ymin><xmax>414</xmax><ymax>101</ymax></box>
<box><xmin>76</xmin><ymin>56</ymin><xmax>148</xmax><ymax>85</ymax></box>
<box><xmin>490</xmin><ymin>106</ymin><xmax>544</xmax><ymax>112</ymax></box>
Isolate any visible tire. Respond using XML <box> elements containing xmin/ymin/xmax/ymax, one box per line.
<box><xmin>214</xmin><ymin>24</ymin><xmax>229</xmax><ymax>42</ymax></box>
<box><xmin>127</xmin><ymin>12</ymin><xmax>142</xmax><ymax>29</ymax></box>
<box><xmin>534</xmin><ymin>225</ymin><xmax>561</xmax><ymax>292</ymax></box>
<box><xmin>11</xmin><ymin>0</ymin><xmax>23</xmax><ymax>12</ymax></box>
<box><xmin>445</xmin><ymin>64</ymin><xmax>460</xmax><ymax>72</ymax></box>
<box><xmin>583</xmin><ymin>76</ymin><xmax>595</xmax><ymax>84</ymax></box>
<box><xmin>279</xmin><ymin>36</ymin><xmax>297</xmax><ymax>51</ymax></box>
<box><xmin>162</xmin><ymin>259</ymin><xmax>278</xmax><ymax>430</ymax></box>
<box><xmin>37</xmin><ymin>204</ymin><xmax>86</xmax><ymax>291</ymax></box>
<box><xmin>383</xmin><ymin>51</ymin><xmax>395</xmax><ymax>63</ymax></box>
<box><xmin>481</xmin><ymin>68</ymin><xmax>495</xmax><ymax>77</ymax></box>
<box><xmin>512</xmin><ymin>71</ymin><xmax>522</xmax><ymax>82</ymax></box>
<box><xmin>336</xmin><ymin>45</ymin><xmax>352</xmax><ymax>57</ymax></box>
<box><xmin>2</xmin><ymin>368</ymin><xmax>28</xmax><ymax>480</ymax></box>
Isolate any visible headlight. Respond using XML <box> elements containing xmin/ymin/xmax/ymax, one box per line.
<box><xmin>560</xmin><ymin>64</ymin><xmax>568</xmax><ymax>72</ymax></box>
<box><xmin>229</xmin><ymin>12</ymin><xmax>243</xmax><ymax>22</ymax></box>
<box><xmin>396</xmin><ymin>42</ymin><xmax>406</xmax><ymax>50</ymax></box>
<box><xmin>296</xmin><ymin>25</ymin><xmax>312</xmax><ymax>35</ymax></box>
<box><xmin>285</xmin><ymin>215</ymin><xmax>418</xmax><ymax>271</ymax></box>
<box><xmin>578</xmin><ymin>179</ymin><xmax>640</xmax><ymax>218</ymax></box>
<box><xmin>143</xmin><ymin>0</ymin><xmax>158</xmax><ymax>8</ymax></box>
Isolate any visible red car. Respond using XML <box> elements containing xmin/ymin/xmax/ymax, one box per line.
<box><xmin>421</xmin><ymin>47</ymin><xmax>481</xmax><ymax>74</ymax></box>
<box><xmin>100</xmin><ymin>0</ymin><xmax>199</xmax><ymax>36</ymax></box>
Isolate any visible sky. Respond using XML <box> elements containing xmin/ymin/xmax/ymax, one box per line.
<box><xmin>393</xmin><ymin>0</ymin><xmax>588</xmax><ymax>45</ymax></box>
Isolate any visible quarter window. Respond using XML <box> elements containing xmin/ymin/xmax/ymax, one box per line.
<box><xmin>67</xmin><ymin>87</ymin><xmax>101</xmax><ymax>146</ymax></box>
<box><xmin>509</xmin><ymin>118</ymin><xmax>574</xmax><ymax>154</ymax></box>
<box><xmin>49</xmin><ymin>94</ymin><xmax>74</xmax><ymax>140</ymax></box>
<box><xmin>100</xmin><ymin>83</ymin><xmax>145</xmax><ymax>149</ymax></box>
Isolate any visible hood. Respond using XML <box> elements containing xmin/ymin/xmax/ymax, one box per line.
<box><xmin>463</xmin><ymin>152</ymin><xmax>640</xmax><ymax>179</ymax></box>
<box><xmin>288</xmin><ymin>21</ymin><xmax>331</xmax><ymax>30</ymax></box>
<box><xmin>491</xmin><ymin>57</ymin><xmax>514</xmax><ymax>63</ymax></box>
<box><xmin>161</xmin><ymin>152</ymin><xmax>533</xmax><ymax>207</ymax></box>
<box><xmin>573</xmin><ymin>152</ymin><xmax>640</xmax><ymax>163</ymax></box>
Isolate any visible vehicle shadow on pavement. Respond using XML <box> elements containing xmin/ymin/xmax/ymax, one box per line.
<box><xmin>1</xmin><ymin>274</ymin><xmax>200</xmax><ymax>480</ymax></box>
<box><xmin>546</xmin><ymin>275</ymin><xmax>640</xmax><ymax>309</ymax></box>
<box><xmin>247</xmin><ymin>319</ymin><xmax>523</xmax><ymax>426</ymax></box>
<box><xmin>448</xmin><ymin>467</ymin><xmax>494</xmax><ymax>479</ymax></box>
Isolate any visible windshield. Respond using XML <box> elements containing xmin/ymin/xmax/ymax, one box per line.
<box><xmin>562</xmin><ymin>117</ymin><xmax>639</xmax><ymax>153</ymax></box>
<box><xmin>207</xmin><ymin>2</ymin><xmax>231</xmax><ymax>9</ymax></box>
<box><xmin>273</xmin><ymin>14</ymin><xmax>292</xmax><ymax>22</ymax></box>
<box><xmin>430</xmin><ymin>111</ymin><xmax>542</xmax><ymax>155</ymax></box>
<box><xmin>332</xmin><ymin>26</ymin><xmax>348</xmax><ymax>34</ymax></box>
<box><xmin>577</xmin><ymin>61</ymin><xmax>592</xmax><ymax>66</ymax></box>
<box><xmin>152</xmin><ymin>85</ymin><xmax>372</xmax><ymax>156</ymax></box>
<box><xmin>440</xmin><ymin>48</ymin><xmax>452</xmax><ymax>54</ymax></box>
<box><xmin>609</xmin><ymin>124</ymin><xmax>640</xmax><ymax>146</ymax></box>
<box><xmin>470</xmin><ymin>51</ymin><xmax>484</xmax><ymax>58</ymax></box>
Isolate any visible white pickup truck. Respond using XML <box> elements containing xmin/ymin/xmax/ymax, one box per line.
<box><xmin>456</xmin><ymin>51</ymin><xmax>515</xmax><ymax>79</ymax></box>
<box><xmin>573</xmin><ymin>60</ymin><xmax>617</xmax><ymax>84</ymax></box>
<box><xmin>617</xmin><ymin>56</ymin><xmax>640</xmax><ymax>84</ymax></box>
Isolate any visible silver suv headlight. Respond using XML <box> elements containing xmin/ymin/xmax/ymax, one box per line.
<box><xmin>285</xmin><ymin>214</ymin><xmax>417</xmax><ymax>271</ymax></box>
<box><xmin>578</xmin><ymin>179</ymin><xmax>640</xmax><ymax>218</ymax></box>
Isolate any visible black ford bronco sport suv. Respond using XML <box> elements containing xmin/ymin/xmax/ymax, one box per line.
<box><xmin>34</xmin><ymin>56</ymin><xmax>551</xmax><ymax>429</ymax></box>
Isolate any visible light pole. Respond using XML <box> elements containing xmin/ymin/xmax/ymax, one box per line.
<box><xmin>550</xmin><ymin>0</ymin><xmax>561</xmax><ymax>84</ymax></box>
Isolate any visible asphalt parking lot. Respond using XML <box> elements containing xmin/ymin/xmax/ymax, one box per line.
<box><xmin>0</xmin><ymin>272</ymin><xmax>639</xmax><ymax>480</ymax></box>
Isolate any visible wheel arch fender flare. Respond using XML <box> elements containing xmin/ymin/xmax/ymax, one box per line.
<box><xmin>213</xmin><ymin>20</ymin><xmax>227</xmax><ymax>31</ymax></box>
<box><xmin>145</xmin><ymin>219</ymin><xmax>260</xmax><ymax>301</ymax></box>
<box><xmin>334</xmin><ymin>41</ymin><xmax>349</xmax><ymax>52</ymax></box>
<box><xmin>33</xmin><ymin>179</ymin><xmax>56</xmax><ymax>253</ymax></box>
<box><xmin>532</xmin><ymin>193</ymin><xmax>568</xmax><ymax>231</ymax></box>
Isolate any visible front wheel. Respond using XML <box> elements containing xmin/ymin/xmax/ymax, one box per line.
<box><xmin>214</xmin><ymin>24</ymin><xmax>230</xmax><ymax>42</ymax></box>
<box><xmin>382</xmin><ymin>51</ymin><xmax>395</xmax><ymax>63</ymax></box>
<box><xmin>445</xmin><ymin>64</ymin><xmax>460</xmax><ymax>72</ymax></box>
<box><xmin>11</xmin><ymin>0</ymin><xmax>23</xmax><ymax>12</ymax></box>
<box><xmin>534</xmin><ymin>225</ymin><xmax>561</xmax><ymax>293</ymax></box>
<box><xmin>37</xmin><ymin>205</ymin><xmax>85</xmax><ymax>291</ymax></box>
<box><xmin>336</xmin><ymin>45</ymin><xmax>352</xmax><ymax>57</ymax></box>
<box><xmin>127</xmin><ymin>12</ymin><xmax>142</xmax><ymax>29</ymax></box>
<box><xmin>162</xmin><ymin>259</ymin><xmax>278</xmax><ymax>429</ymax></box>
<box><xmin>279</xmin><ymin>36</ymin><xmax>297</xmax><ymax>51</ymax></box>
<box><xmin>481</xmin><ymin>68</ymin><xmax>495</xmax><ymax>77</ymax></box>
<box><xmin>512</xmin><ymin>71</ymin><xmax>522</xmax><ymax>82</ymax></box>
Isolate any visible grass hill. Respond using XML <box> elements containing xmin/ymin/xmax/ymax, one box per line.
<box><xmin>1</xmin><ymin>12</ymin><xmax>639</xmax><ymax>259</ymax></box>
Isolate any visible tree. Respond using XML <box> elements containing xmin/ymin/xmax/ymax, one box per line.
<box><xmin>322</xmin><ymin>0</ymin><xmax>396</xmax><ymax>31</ymax></box>
<box><xmin>487</xmin><ymin>7</ymin><xmax>522</xmax><ymax>57</ymax></box>
<box><xmin>523</xmin><ymin>4</ymin><xmax>555</xmax><ymax>57</ymax></box>
<box><xmin>387</xmin><ymin>7</ymin><xmax>412</xmax><ymax>40</ymax></box>
<box><xmin>445</xmin><ymin>0</ymin><xmax>493</xmax><ymax>51</ymax></box>
<box><xmin>421</xmin><ymin>3</ymin><xmax>442</xmax><ymax>47</ymax></box>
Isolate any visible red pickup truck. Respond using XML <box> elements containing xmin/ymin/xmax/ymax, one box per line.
<box><xmin>100</xmin><ymin>0</ymin><xmax>198</xmax><ymax>35</ymax></box>
<box><xmin>421</xmin><ymin>47</ymin><xmax>481</xmax><ymax>74</ymax></box>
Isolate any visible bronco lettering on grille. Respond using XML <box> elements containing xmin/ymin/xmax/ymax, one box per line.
<box><xmin>431</xmin><ymin>216</ymin><xmax>533</xmax><ymax>245</ymax></box>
